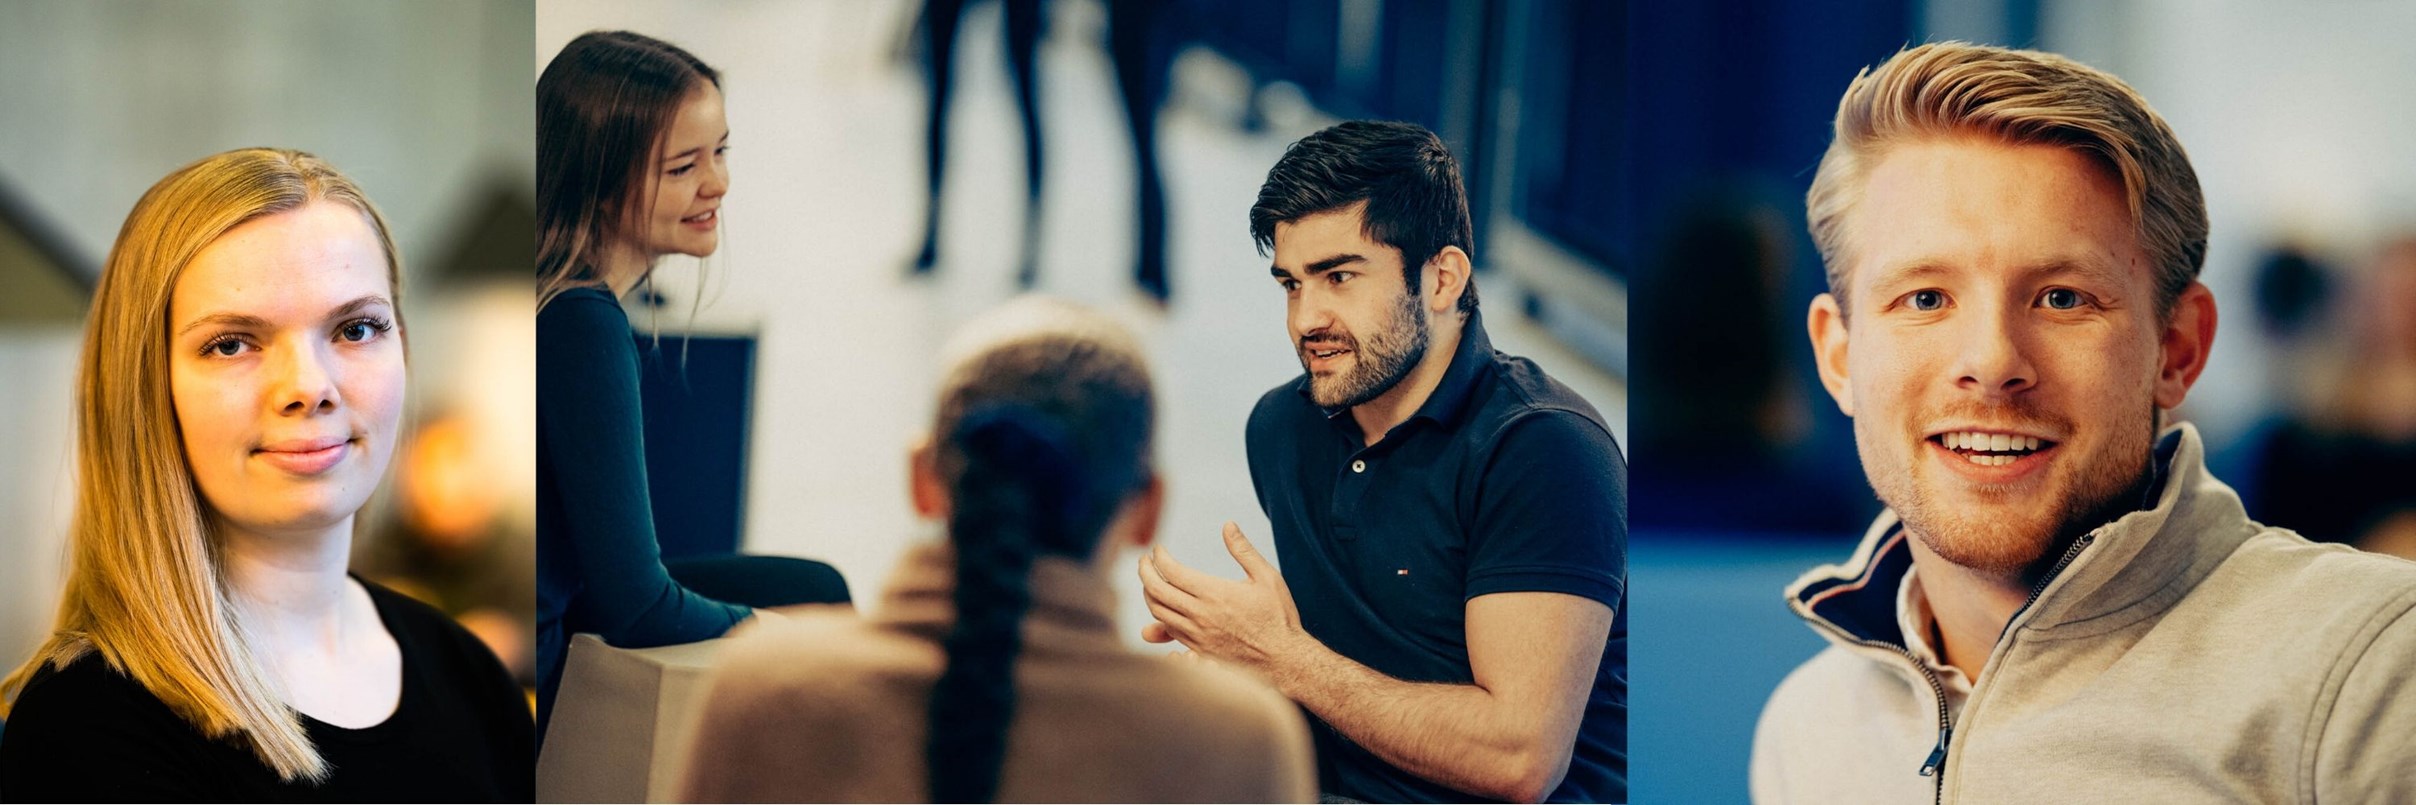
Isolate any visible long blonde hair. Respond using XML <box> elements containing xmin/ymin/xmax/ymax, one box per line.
<box><xmin>0</xmin><ymin>148</ymin><xmax>404</xmax><ymax>783</ymax></box>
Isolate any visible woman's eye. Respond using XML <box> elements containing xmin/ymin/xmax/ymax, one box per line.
<box><xmin>202</xmin><ymin>337</ymin><xmax>248</xmax><ymax>358</ymax></box>
<box><xmin>2041</xmin><ymin>288</ymin><xmax>2084</xmax><ymax>310</ymax></box>
<box><xmin>1907</xmin><ymin>290</ymin><xmax>1947</xmax><ymax>311</ymax></box>
<box><xmin>668</xmin><ymin>163</ymin><xmax>695</xmax><ymax>177</ymax></box>
<box><xmin>338</xmin><ymin>318</ymin><xmax>391</xmax><ymax>343</ymax></box>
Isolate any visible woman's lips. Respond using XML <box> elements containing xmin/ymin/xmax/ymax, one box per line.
<box><xmin>682</xmin><ymin>208</ymin><xmax>718</xmax><ymax>231</ymax></box>
<box><xmin>255</xmin><ymin>439</ymin><xmax>351</xmax><ymax>475</ymax></box>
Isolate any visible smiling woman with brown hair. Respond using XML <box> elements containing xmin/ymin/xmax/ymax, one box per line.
<box><xmin>534</xmin><ymin>29</ymin><xmax>850</xmax><ymax>742</ymax></box>
<box><xmin>0</xmin><ymin>148</ymin><xmax>532</xmax><ymax>801</ymax></box>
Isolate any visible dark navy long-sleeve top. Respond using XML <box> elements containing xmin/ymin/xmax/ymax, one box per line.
<box><xmin>536</xmin><ymin>287</ymin><xmax>749</xmax><ymax>735</ymax></box>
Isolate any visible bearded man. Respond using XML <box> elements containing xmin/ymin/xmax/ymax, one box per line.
<box><xmin>1136</xmin><ymin>120</ymin><xmax>1628</xmax><ymax>803</ymax></box>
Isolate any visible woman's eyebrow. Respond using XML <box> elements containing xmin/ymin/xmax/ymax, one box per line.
<box><xmin>327</xmin><ymin>294</ymin><xmax>394</xmax><ymax>319</ymax></box>
<box><xmin>176</xmin><ymin>312</ymin><xmax>271</xmax><ymax>338</ymax></box>
<box><xmin>174</xmin><ymin>295</ymin><xmax>391</xmax><ymax>339</ymax></box>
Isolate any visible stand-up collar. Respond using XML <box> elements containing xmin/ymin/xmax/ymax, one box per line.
<box><xmin>1790</xmin><ymin>423</ymin><xmax>2246</xmax><ymax>647</ymax></box>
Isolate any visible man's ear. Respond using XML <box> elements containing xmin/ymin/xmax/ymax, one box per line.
<box><xmin>1124</xmin><ymin>475</ymin><xmax>1165</xmax><ymax>550</ymax></box>
<box><xmin>2154</xmin><ymin>282</ymin><xmax>2218</xmax><ymax>410</ymax></box>
<box><xmin>908</xmin><ymin>434</ymin><xmax>947</xmax><ymax>519</ymax></box>
<box><xmin>1426</xmin><ymin>245</ymin><xmax>1472</xmax><ymax>317</ymax></box>
<box><xmin>1808</xmin><ymin>293</ymin><xmax>1855</xmax><ymax>416</ymax></box>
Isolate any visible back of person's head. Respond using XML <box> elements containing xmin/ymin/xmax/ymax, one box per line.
<box><xmin>536</xmin><ymin>29</ymin><xmax>718</xmax><ymax>309</ymax></box>
<box><xmin>1806</xmin><ymin>41</ymin><xmax>2206</xmax><ymax>321</ymax></box>
<box><xmin>922</xmin><ymin>297</ymin><xmax>1155</xmax><ymax>803</ymax></box>
<box><xmin>1250</xmin><ymin>119</ymin><xmax>1480</xmax><ymax>314</ymax></box>
<box><xmin>0</xmin><ymin>147</ymin><xmax>402</xmax><ymax>784</ymax></box>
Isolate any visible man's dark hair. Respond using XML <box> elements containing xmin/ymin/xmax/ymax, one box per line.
<box><xmin>1250</xmin><ymin>120</ymin><xmax>1478</xmax><ymax>314</ymax></box>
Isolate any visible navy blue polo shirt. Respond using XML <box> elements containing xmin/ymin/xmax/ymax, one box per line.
<box><xmin>1245</xmin><ymin>310</ymin><xmax>1628</xmax><ymax>803</ymax></box>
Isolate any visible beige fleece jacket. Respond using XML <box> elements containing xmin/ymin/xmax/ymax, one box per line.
<box><xmin>673</xmin><ymin>542</ymin><xmax>1317</xmax><ymax>803</ymax></box>
<box><xmin>1752</xmin><ymin>424</ymin><xmax>2416</xmax><ymax>803</ymax></box>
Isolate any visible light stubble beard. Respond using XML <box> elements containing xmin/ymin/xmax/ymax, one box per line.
<box><xmin>1864</xmin><ymin>402</ymin><xmax>2160</xmax><ymax>581</ymax></box>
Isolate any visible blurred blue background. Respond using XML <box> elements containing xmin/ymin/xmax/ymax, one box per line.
<box><xmin>1627</xmin><ymin>1</ymin><xmax>2416</xmax><ymax>802</ymax></box>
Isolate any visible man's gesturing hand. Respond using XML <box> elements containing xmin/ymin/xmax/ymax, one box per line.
<box><xmin>1138</xmin><ymin>522</ymin><xmax>1309</xmax><ymax>674</ymax></box>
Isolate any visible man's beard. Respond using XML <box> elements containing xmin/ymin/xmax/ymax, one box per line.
<box><xmin>1302</xmin><ymin>289</ymin><xmax>1430</xmax><ymax>410</ymax></box>
<box><xmin>1868</xmin><ymin>402</ymin><xmax>2159</xmax><ymax>580</ymax></box>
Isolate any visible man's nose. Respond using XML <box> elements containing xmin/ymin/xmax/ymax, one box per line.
<box><xmin>1950</xmin><ymin>300</ymin><xmax>2038</xmax><ymax>399</ymax></box>
<box><xmin>1291</xmin><ymin>289</ymin><xmax>1337</xmax><ymax>342</ymax></box>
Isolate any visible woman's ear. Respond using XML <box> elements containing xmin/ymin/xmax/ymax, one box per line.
<box><xmin>908</xmin><ymin>434</ymin><xmax>947</xmax><ymax>519</ymax></box>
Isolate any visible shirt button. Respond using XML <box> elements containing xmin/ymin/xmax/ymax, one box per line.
<box><xmin>1351</xmin><ymin>459</ymin><xmax>1367</xmax><ymax>473</ymax></box>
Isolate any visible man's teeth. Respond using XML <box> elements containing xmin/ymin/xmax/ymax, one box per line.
<box><xmin>1939</xmin><ymin>431</ymin><xmax>2044</xmax><ymax>463</ymax></box>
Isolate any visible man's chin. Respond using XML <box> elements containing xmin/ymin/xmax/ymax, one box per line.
<box><xmin>1903</xmin><ymin>514</ymin><xmax>2061</xmax><ymax>578</ymax></box>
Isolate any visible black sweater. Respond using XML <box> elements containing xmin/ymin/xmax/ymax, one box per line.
<box><xmin>0</xmin><ymin>579</ymin><xmax>534</xmax><ymax>802</ymax></box>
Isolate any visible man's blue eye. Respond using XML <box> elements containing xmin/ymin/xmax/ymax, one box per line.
<box><xmin>1909</xmin><ymin>290</ymin><xmax>1946</xmax><ymax>311</ymax></box>
<box><xmin>2042</xmin><ymin>288</ymin><xmax>2083</xmax><ymax>309</ymax></box>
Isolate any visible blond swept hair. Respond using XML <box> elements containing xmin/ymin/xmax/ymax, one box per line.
<box><xmin>0</xmin><ymin>148</ymin><xmax>404</xmax><ymax>783</ymax></box>
<box><xmin>1806</xmin><ymin>41</ymin><xmax>2208</xmax><ymax>318</ymax></box>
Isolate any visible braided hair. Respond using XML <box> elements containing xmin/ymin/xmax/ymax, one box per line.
<box><xmin>924</xmin><ymin>300</ymin><xmax>1154</xmax><ymax>803</ymax></box>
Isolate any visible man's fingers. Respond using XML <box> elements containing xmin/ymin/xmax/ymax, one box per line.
<box><xmin>1138</xmin><ymin>550</ymin><xmax>1198</xmax><ymax>611</ymax></box>
<box><xmin>1149</xmin><ymin>543</ymin><xmax>1225</xmax><ymax>595</ymax></box>
<box><xmin>1140</xmin><ymin>592</ymin><xmax>1198</xmax><ymax>641</ymax></box>
<box><xmin>1141</xmin><ymin>621</ymin><xmax>1175</xmax><ymax>644</ymax></box>
<box><xmin>1222</xmin><ymin>522</ymin><xmax>1280</xmax><ymax>582</ymax></box>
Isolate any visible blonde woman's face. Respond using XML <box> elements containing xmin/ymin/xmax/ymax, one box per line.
<box><xmin>168</xmin><ymin>201</ymin><xmax>405</xmax><ymax>537</ymax></box>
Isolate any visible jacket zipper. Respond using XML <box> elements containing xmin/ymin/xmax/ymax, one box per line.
<box><xmin>1793</xmin><ymin>530</ymin><xmax>2099</xmax><ymax>805</ymax></box>
<box><xmin>1937</xmin><ymin>531</ymin><xmax>2099</xmax><ymax>803</ymax></box>
<box><xmin>2006</xmin><ymin>533</ymin><xmax>2097</xmax><ymax>638</ymax></box>
<box><xmin>1798</xmin><ymin>617</ymin><xmax>1954</xmax><ymax>801</ymax></box>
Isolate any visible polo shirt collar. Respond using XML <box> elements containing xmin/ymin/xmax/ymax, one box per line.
<box><xmin>1296</xmin><ymin>309</ymin><xmax>1495</xmax><ymax>431</ymax></box>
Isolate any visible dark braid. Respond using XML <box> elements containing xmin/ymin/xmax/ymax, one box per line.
<box><xmin>928</xmin><ymin>408</ymin><xmax>1075</xmax><ymax>803</ymax></box>
<box><xmin>924</xmin><ymin>305</ymin><xmax>1154</xmax><ymax>802</ymax></box>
